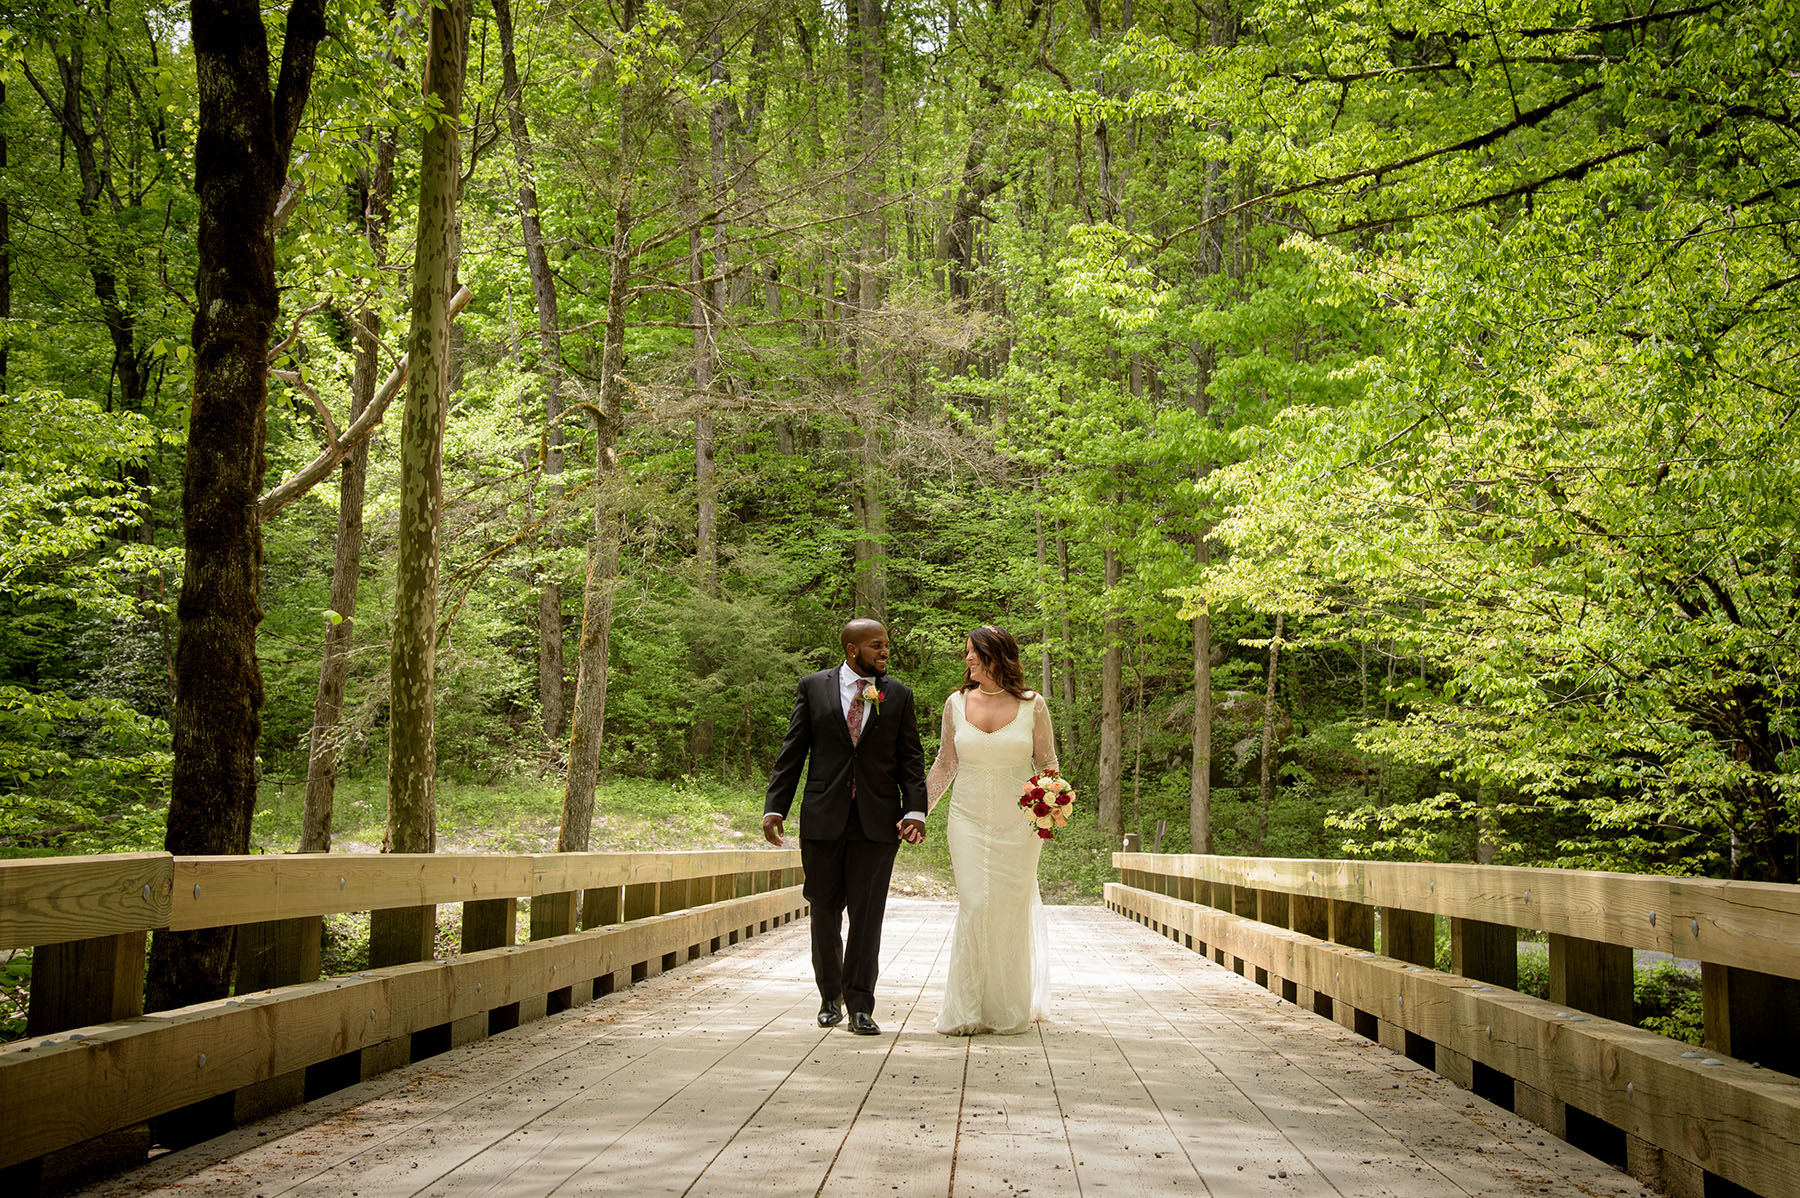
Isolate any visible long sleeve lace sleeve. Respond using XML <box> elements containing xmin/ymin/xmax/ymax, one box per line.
<box><xmin>924</xmin><ymin>695</ymin><xmax>959</xmax><ymax>813</ymax></box>
<box><xmin>1032</xmin><ymin>693</ymin><xmax>1061</xmax><ymax>774</ymax></box>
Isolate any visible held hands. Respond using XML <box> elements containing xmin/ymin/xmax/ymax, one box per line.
<box><xmin>898</xmin><ymin>817</ymin><xmax>926</xmax><ymax>845</ymax></box>
<box><xmin>762</xmin><ymin>813</ymin><xmax>786</xmax><ymax>846</ymax></box>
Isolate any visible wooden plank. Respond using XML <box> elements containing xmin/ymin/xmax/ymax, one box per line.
<box><xmin>1109</xmin><ymin>882</ymin><xmax>1800</xmax><ymax>1198</ymax></box>
<box><xmin>461</xmin><ymin>897</ymin><xmax>517</xmax><ymax>952</ymax></box>
<box><xmin>171</xmin><ymin>855</ymin><xmax>531</xmax><ymax>930</ymax></box>
<box><xmin>26</xmin><ymin>931</ymin><xmax>147</xmax><ymax>1036</ymax></box>
<box><xmin>1451</xmin><ymin>917</ymin><xmax>1517</xmax><ymax>989</ymax></box>
<box><xmin>1549</xmin><ymin>933</ymin><xmax>1633</xmax><ymax>1023</ymax></box>
<box><xmin>0</xmin><ymin>854</ymin><xmax>171</xmax><ymax>949</ymax></box>
<box><xmin>164</xmin><ymin>852</ymin><xmax>798</xmax><ymax>934</ymax></box>
<box><xmin>73</xmin><ymin>921</ymin><xmax>811</xmax><ymax>1197</ymax></box>
<box><xmin>0</xmin><ymin>887</ymin><xmax>808</xmax><ymax>1170</ymax></box>
<box><xmin>235</xmin><ymin>917</ymin><xmax>322</xmax><ymax>993</ymax></box>
<box><xmin>529</xmin><ymin>891</ymin><xmax>577</xmax><ymax>940</ymax></box>
<box><xmin>814</xmin><ymin>909</ymin><xmax>961</xmax><ymax>1198</ymax></box>
<box><xmin>1702</xmin><ymin>962</ymin><xmax>1800</xmax><ymax>1076</ymax></box>
<box><xmin>1382</xmin><ymin>906</ymin><xmax>1435</xmax><ymax>967</ymax></box>
<box><xmin>1112</xmin><ymin>852</ymin><xmax>1800</xmax><ymax>976</ymax></box>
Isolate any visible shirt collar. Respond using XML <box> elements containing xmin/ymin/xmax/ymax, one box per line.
<box><xmin>840</xmin><ymin>662</ymin><xmax>871</xmax><ymax>689</ymax></box>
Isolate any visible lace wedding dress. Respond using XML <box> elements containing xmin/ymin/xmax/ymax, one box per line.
<box><xmin>925</xmin><ymin>690</ymin><xmax>1060</xmax><ymax>1035</ymax></box>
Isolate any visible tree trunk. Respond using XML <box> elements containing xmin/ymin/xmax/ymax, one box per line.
<box><xmin>492</xmin><ymin>0</ymin><xmax>567</xmax><ymax>745</ymax></box>
<box><xmin>0</xmin><ymin>80</ymin><xmax>8</xmax><ymax>391</ymax></box>
<box><xmin>149</xmin><ymin>0</ymin><xmax>328</xmax><ymax>1014</ymax></box>
<box><xmin>1096</xmin><ymin>544</ymin><xmax>1124</xmax><ymax>836</ymax></box>
<box><xmin>386</xmin><ymin>0</ymin><xmax>470</xmax><ymax>857</ymax></box>
<box><xmin>1035</xmin><ymin>495</ymin><xmax>1052</xmax><ymax>696</ymax></box>
<box><xmin>1190</xmin><ymin>585</ymin><xmax>1214</xmax><ymax>853</ymax></box>
<box><xmin>1057</xmin><ymin>522</ymin><xmax>1076</xmax><ymax>759</ymax></box>
<box><xmin>300</xmin><ymin>126</ymin><xmax>395</xmax><ymax>854</ymax></box>
<box><xmin>561</xmin><ymin>5</ymin><xmax>638</xmax><ymax>851</ymax></box>
<box><xmin>1254</xmin><ymin>612</ymin><xmax>1284</xmax><ymax>854</ymax></box>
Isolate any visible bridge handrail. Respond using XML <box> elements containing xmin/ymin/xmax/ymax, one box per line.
<box><xmin>1116</xmin><ymin>852</ymin><xmax>1800</xmax><ymax>978</ymax></box>
<box><xmin>1111</xmin><ymin>853</ymin><xmax>1800</xmax><ymax>1198</ymax></box>
<box><xmin>0</xmin><ymin>848</ymin><xmax>792</xmax><ymax>949</ymax></box>
<box><xmin>0</xmin><ymin>846</ymin><xmax>807</xmax><ymax>1183</ymax></box>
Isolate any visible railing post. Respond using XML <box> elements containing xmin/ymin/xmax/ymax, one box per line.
<box><xmin>580</xmin><ymin>885</ymin><xmax>620</xmax><ymax>930</ymax></box>
<box><xmin>464</xmin><ymin>898</ymin><xmax>518</xmax><ymax>951</ymax></box>
<box><xmin>531</xmin><ymin>892</ymin><xmax>578</xmax><ymax>940</ymax></box>
<box><xmin>623</xmin><ymin>882</ymin><xmax>659</xmax><ymax>981</ymax></box>
<box><xmin>19</xmin><ymin>932</ymin><xmax>151</xmax><ymax>1188</ymax></box>
<box><xmin>1702</xmin><ymin>963</ymin><xmax>1800</xmax><ymax>1076</ymax></box>
<box><xmin>1290</xmin><ymin>896</ymin><xmax>1332</xmax><ymax>1017</ymax></box>
<box><xmin>1548</xmin><ymin>933</ymin><xmax>1632</xmax><ymax>1020</ymax></box>
<box><xmin>233</xmin><ymin>917</ymin><xmax>324</xmax><ymax>1121</ymax></box>
<box><xmin>1444</xmin><ymin>916</ymin><xmax>1518</xmax><ymax>1101</ymax></box>
<box><xmin>1328</xmin><ymin>899</ymin><xmax>1374</xmax><ymax>950</ymax></box>
<box><xmin>1328</xmin><ymin>899</ymin><xmax>1376</xmax><ymax>1036</ymax></box>
<box><xmin>1380</xmin><ymin>906</ymin><xmax>1434</xmax><ymax>967</ymax></box>
<box><xmin>366</xmin><ymin>904</ymin><xmax>436</xmax><ymax>1076</ymax></box>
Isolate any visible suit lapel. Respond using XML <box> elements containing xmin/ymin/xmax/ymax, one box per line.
<box><xmin>825</xmin><ymin>669</ymin><xmax>855</xmax><ymax>748</ymax></box>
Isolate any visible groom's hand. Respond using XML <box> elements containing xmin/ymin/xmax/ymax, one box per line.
<box><xmin>762</xmin><ymin>813</ymin><xmax>786</xmax><ymax>846</ymax></box>
<box><xmin>898</xmin><ymin>817</ymin><xmax>925</xmax><ymax>845</ymax></box>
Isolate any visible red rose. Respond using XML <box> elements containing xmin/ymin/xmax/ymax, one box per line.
<box><xmin>1043</xmin><ymin>767</ymin><xmax>1058</xmax><ymax>776</ymax></box>
<box><xmin>1037</xmin><ymin>827</ymin><xmax>1054</xmax><ymax>839</ymax></box>
<box><xmin>1055</xmin><ymin>793</ymin><xmax>1072</xmax><ymax>805</ymax></box>
<box><xmin>1018</xmin><ymin>794</ymin><xmax>1032</xmax><ymax>808</ymax></box>
<box><xmin>1030</xmin><ymin>787</ymin><xmax>1046</xmax><ymax>802</ymax></box>
<box><xmin>1033</xmin><ymin>801</ymin><xmax>1051</xmax><ymax>817</ymax></box>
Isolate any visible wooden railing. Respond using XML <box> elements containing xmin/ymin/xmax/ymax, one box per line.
<box><xmin>1108</xmin><ymin>853</ymin><xmax>1800</xmax><ymax>1198</ymax></box>
<box><xmin>0</xmin><ymin>848</ymin><xmax>806</xmax><ymax>1189</ymax></box>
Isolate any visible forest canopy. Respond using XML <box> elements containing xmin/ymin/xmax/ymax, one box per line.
<box><xmin>0</xmin><ymin>0</ymin><xmax>1794</xmax><ymax>886</ymax></box>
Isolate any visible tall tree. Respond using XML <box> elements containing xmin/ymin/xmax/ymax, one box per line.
<box><xmin>493</xmin><ymin>0</ymin><xmax>568</xmax><ymax>745</ymax></box>
<box><xmin>385</xmin><ymin>0</ymin><xmax>470</xmax><ymax>874</ymax></box>
<box><xmin>147</xmin><ymin>0</ymin><xmax>329</xmax><ymax>1014</ymax></box>
<box><xmin>560</xmin><ymin>0</ymin><xmax>641</xmax><ymax>853</ymax></box>
<box><xmin>299</xmin><ymin>124</ymin><xmax>396</xmax><ymax>854</ymax></box>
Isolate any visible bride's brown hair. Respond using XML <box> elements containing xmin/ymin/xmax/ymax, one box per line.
<box><xmin>961</xmin><ymin>625</ymin><xmax>1030</xmax><ymax>699</ymax></box>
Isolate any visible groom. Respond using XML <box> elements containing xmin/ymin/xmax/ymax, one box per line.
<box><xmin>763</xmin><ymin>618</ymin><xmax>927</xmax><ymax>1035</ymax></box>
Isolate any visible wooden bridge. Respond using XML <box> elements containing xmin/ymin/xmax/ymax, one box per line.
<box><xmin>2</xmin><ymin>851</ymin><xmax>1798</xmax><ymax>1197</ymax></box>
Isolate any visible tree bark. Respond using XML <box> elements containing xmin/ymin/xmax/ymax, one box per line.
<box><xmin>493</xmin><ymin>0</ymin><xmax>567</xmax><ymax>745</ymax></box>
<box><xmin>149</xmin><ymin>0</ymin><xmax>328</xmax><ymax>1015</ymax></box>
<box><xmin>1255</xmin><ymin>612</ymin><xmax>1284</xmax><ymax>854</ymax></box>
<box><xmin>1190</xmin><ymin>569</ymin><xmax>1214</xmax><ymax>853</ymax></box>
<box><xmin>561</xmin><ymin>0</ymin><xmax>638</xmax><ymax>852</ymax></box>
<box><xmin>0</xmin><ymin>80</ymin><xmax>8</xmax><ymax>391</ymax></box>
<box><xmin>386</xmin><ymin>0</ymin><xmax>471</xmax><ymax>856</ymax></box>
<box><xmin>300</xmin><ymin>125</ymin><xmax>395</xmax><ymax>853</ymax></box>
<box><xmin>1097</xmin><ymin>543</ymin><xmax>1124</xmax><ymax>836</ymax></box>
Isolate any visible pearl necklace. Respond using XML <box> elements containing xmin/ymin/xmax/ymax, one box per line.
<box><xmin>976</xmin><ymin>686</ymin><xmax>1005</xmax><ymax>696</ymax></box>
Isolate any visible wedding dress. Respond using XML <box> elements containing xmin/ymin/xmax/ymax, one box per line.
<box><xmin>925</xmin><ymin>690</ymin><xmax>1060</xmax><ymax>1035</ymax></box>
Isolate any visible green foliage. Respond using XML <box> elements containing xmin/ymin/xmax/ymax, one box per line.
<box><xmin>1635</xmin><ymin>962</ymin><xmax>1705</xmax><ymax>1047</ymax></box>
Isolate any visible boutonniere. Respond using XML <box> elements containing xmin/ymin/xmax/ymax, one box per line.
<box><xmin>859</xmin><ymin>682</ymin><xmax>885</xmax><ymax>713</ymax></box>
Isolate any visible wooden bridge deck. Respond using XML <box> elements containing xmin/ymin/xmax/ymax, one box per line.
<box><xmin>81</xmin><ymin>901</ymin><xmax>1649</xmax><ymax>1198</ymax></box>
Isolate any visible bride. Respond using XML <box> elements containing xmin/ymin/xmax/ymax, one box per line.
<box><xmin>924</xmin><ymin>625</ymin><xmax>1062</xmax><ymax>1035</ymax></box>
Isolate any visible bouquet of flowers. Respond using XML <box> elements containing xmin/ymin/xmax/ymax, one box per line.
<box><xmin>1019</xmin><ymin>768</ymin><xmax>1076</xmax><ymax>839</ymax></box>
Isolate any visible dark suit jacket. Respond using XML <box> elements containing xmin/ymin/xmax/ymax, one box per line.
<box><xmin>764</xmin><ymin>668</ymin><xmax>928</xmax><ymax>842</ymax></box>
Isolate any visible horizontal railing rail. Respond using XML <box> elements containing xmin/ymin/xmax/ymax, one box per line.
<box><xmin>1109</xmin><ymin>853</ymin><xmax>1800</xmax><ymax>1198</ymax></box>
<box><xmin>0</xmin><ymin>848</ymin><xmax>806</xmax><ymax>1190</ymax></box>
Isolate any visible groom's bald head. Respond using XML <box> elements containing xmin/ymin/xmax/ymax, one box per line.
<box><xmin>842</xmin><ymin>617</ymin><xmax>886</xmax><ymax>650</ymax></box>
<box><xmin>841</xmin><ymin>619</ymin><xmax>891</xmax><ymax>676</ymax></box>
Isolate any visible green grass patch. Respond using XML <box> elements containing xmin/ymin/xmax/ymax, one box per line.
<box><xmin>252</xmin><ymin>773</ymin><xmax>770</xmax><ymax>854</ymax></box>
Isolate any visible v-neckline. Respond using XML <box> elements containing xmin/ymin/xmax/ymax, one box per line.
<box><xmin>961</xmin><ymin>691</ymin><xmax>1026</xmax><ymax>736</ymax></box>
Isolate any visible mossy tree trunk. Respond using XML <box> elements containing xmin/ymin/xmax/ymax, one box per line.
<box><xmin>149</xmin><ymin>0</ymin><xmax>328</xmax><ymax>1014</ymax></box>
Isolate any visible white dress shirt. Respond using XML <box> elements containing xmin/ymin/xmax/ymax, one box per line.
<box><xmin>839</xmin><ymin>662</ymin><xmax>925</xmax><ymax>826</ymax></box>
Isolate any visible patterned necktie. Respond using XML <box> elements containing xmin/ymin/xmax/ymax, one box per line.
<box><xmin>847</xmin><ymin>678</ymin><xmax>867</xmax><ymax>745</ymax></box>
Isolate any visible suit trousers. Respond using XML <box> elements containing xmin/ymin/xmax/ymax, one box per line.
<box><xmin>800</xmin><ymin>828</ymin><xmax>900</xmax><ymax>1015</ymax></box>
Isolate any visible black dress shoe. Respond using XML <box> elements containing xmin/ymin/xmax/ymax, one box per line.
<box><xmin>818</xmin><ymin>999</ymin><xmax>844</xmax><ymax>1028</ymax></box>
<box><xmin>848</xmin><ymin>1011</ymin><xmax>880</xmax><ymax>1035</ymax></box>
